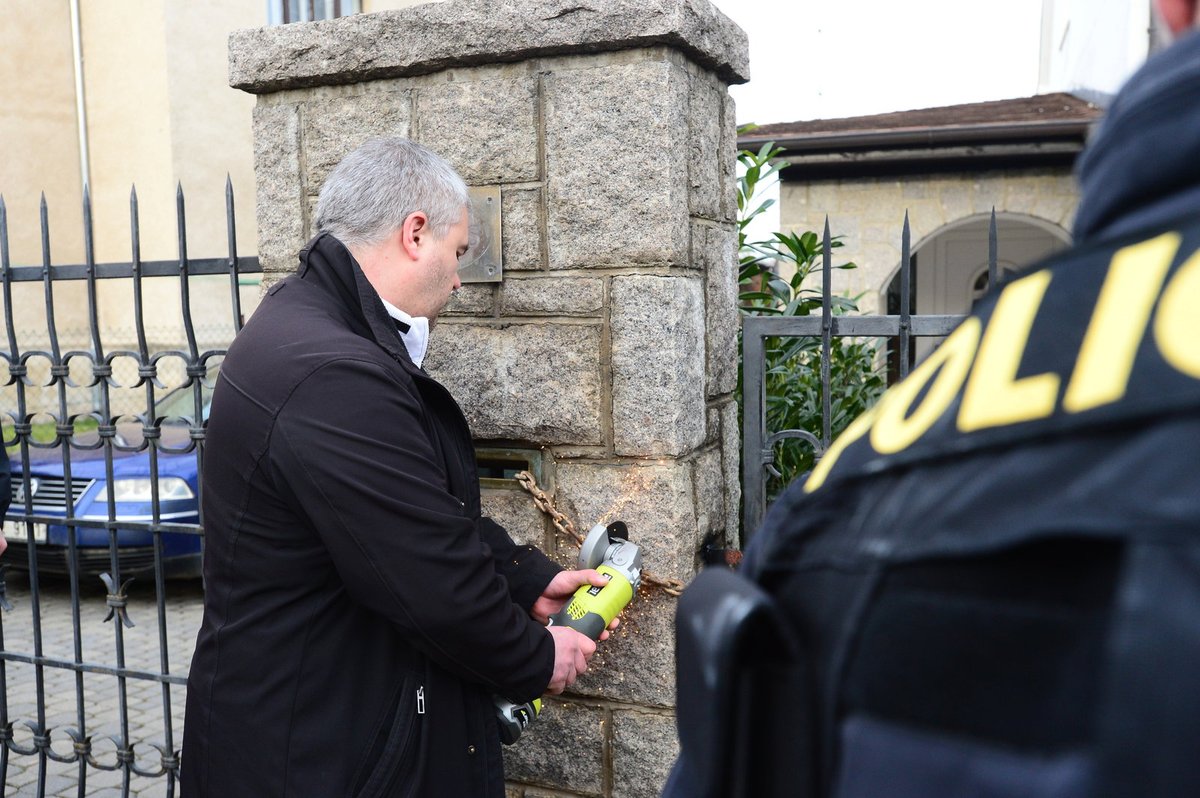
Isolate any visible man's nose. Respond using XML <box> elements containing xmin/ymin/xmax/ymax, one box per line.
<box><xmin>452</xmin><ymin>273</ymin><xmax>462</xmax><ymax>291</ymax></box>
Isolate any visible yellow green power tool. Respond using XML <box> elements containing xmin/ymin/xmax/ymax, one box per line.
<box><xmin>496</xmin><ymin>520</ymin><xmax>642</xmax><ymax>745</ymax></box>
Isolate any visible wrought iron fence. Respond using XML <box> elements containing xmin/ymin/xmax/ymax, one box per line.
<box><xmin>0</xmin><ymin>180</ymin><xmax>260</xmax><ymax>798</ymax></box>
<box><xmin>741</xmin><ymin>212</ymin><xmax>1002</xmax><ymax>542</ymax></box>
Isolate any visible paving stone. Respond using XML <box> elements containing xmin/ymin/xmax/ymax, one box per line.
<box><xmin>0</xmin><ymin>573</ymin><xmax>202</xmax><ymax>797</ymax></box>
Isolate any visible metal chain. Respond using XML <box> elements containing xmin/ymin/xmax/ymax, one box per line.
<box><xmin>515</xmin><ymin>471</ymin><xmax>686</xmax><ymax>598</ymax></box>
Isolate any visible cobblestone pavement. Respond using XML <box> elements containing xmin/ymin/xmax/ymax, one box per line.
<box><xmin>0</xmin><ymin>570</ymin><xmax>203</xmax><ymax>798</ymax></box>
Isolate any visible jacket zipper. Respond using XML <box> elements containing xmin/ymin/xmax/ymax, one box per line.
<box><xmin>416</xmin><ymin>686</ymin><xmax>425</xmax><ymax>715</ymax></box>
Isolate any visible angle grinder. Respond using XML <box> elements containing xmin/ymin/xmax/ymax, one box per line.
<box><xmin>496</xmin><ymin>520</ymin><xmax>643</xmax><ymax>744</ymax></box>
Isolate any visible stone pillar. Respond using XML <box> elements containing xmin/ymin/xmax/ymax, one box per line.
<box><xmin>231</xmin><ymin>2</ymin><xmax>747</xmax><ymax>795</ymax></box>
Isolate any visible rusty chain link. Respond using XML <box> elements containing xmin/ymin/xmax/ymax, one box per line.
<box><xmin>515</xmin><ymin>471</ymin><xmax>686</xmax><ymax>598</ymax></box>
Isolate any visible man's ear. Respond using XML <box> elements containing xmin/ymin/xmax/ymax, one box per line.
<box><xmin>1157</xmin><ymin>0</ymin><xmax>1199</xmax><ymax>36</ymax></box>
<box><xmin>399</xmin><ymin>211</ymin><xmax>429</xmax><ymax>261</ymax></box>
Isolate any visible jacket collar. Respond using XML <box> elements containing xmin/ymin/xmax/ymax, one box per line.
<box><xmin>296</xmin><ymin>233</ymin><xmax>417</xmax><ymax>369</ymax></box>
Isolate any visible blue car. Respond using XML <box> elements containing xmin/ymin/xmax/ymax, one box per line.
<box><xmin>3</xmin><ymin>376</ymin><xmax>214</xmax><ymax>581</ymax></box>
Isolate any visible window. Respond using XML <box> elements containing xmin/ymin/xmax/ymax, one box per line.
<box><xmin>268</xmin><ymin>0</ymin><xmax>361</xmax><ymax>25</ymax></box>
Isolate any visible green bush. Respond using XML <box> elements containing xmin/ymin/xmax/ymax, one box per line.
<box><xmin>736</xmin><ymin>141</ymin><xmax>885</xmax><ymax>501</ymax></box>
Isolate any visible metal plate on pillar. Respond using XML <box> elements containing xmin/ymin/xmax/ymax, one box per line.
<box><xmin>461</xmin><ymin>185</ymin><xmax>502</xmax><ymax>283</ymax></box>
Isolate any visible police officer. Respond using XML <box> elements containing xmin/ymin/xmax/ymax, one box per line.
<box><xmin>667</xmin><ymin>2</ymin><xmax>1200</xmax><ymax>795</ymax></box>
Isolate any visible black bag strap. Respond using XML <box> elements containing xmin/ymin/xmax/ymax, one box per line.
<box><xmin>674</xmin><ymin>567</ymin><xmax>809</xmax><ymax>798</ymax></box>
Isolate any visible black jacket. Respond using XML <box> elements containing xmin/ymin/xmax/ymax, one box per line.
<box><xmin>183</xmin><ymin>234</ymin><xmax>560</xmax><ymax>798</ymax></box>
<box><xmin>668</xmin><ymin>34</ymin><xmax>1200</xmax><ymax>798</ymax></box>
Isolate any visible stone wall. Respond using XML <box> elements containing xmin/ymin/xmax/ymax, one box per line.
<box><xmin>231</xmin><ymin>2</ymin><xmax>747</xmax><ymax>796</ymax></box>
<box><xmin>780</xmin><ymin>168</ymin><xmax>1079</xmax><ymax>312</ymax></box>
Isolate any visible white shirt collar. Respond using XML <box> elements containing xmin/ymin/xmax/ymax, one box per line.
<box><xmin>379</xmin><ymin>297</ymin><xmax>430</xmax><ymax>368</ymax></box>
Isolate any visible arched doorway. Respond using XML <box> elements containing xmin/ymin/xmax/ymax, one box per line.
<box><xmin>885</xmin><ymin>213</ymin><xmax>1071</xmax><ymax>375</ymax></box>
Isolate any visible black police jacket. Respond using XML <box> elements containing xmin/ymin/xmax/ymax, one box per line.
<box><xmin>182</xmin><ymin>233</ymin><xmax>560</xmax><ymax>798</ymax></box>
<box><xmin>671</xmin><ymin>214</ymin><xmax>1200</xmax><ymax>797</ymax></box>
<box><xmin>670</xmin><ymin>35</ymin><xmax>1200</xmax><ymax>798</ymax></box>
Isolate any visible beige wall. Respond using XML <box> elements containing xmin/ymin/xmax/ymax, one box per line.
<box><xmin>2</xmin><ymin>0</ymin><xmax>434</xmax><ymax>267</ymax></box>
<box><xmin>779</xmin><ymin>168</ymin><xmax>1079</xmax><ymax>313</ymax></box>
<box><xmin>1</xmin><ymin>1</ymin><xmax>430</xmax><ymax>359</ymax></box>
<box><xmin>0</xmin><ymin>2</ymin><xmax>83</xmax><ymax>264</ymax></box>
<box><xmin>0</xmin><ymin>2</ymin><xmax>89</xmax><ymax>341</ymax></box>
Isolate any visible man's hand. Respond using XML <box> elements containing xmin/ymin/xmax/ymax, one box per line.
<box><xmin>531</xmin><ymin>569</ymin><xmax>620</xmax><ymax>640</ymax></box>
<box><xmin>546</xmin><ymin>626</ymin><xmax>597</xmax><ymax>694</ymax></box>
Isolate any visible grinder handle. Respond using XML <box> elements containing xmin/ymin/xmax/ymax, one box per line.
<box><xmin>548</xmin><ymin>564</ymin><xmax>635</xmax><ymax>640</ymax></box>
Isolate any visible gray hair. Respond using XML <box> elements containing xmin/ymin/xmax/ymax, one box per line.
<box><xmin>314</xmin><ymin>137</ymin><xmax>470</xmax><ymax>248</ymax></box>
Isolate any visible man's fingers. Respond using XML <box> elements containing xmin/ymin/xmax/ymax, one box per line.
<box><xmin>566</xmin><ymin>568</ymin><xmax>608</xmax><ymax>589</ymax></box>
<box><xmin>548</xmin><ymin>625</ymin><xmax>598</xmax><ymax>693</ymax></box>
<box><xmin>571</xmin><ymin>633</ymin><xmax>594</xmax><ymax>677</ymax></box>
<box><xmin>585</xmin><ymin>569</ymin><xmax>609</xmax><ymax>587</ymax></box>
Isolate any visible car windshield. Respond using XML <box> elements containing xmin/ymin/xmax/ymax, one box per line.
<box><xmin>156</xmin><ymin>362</ymin><xmax>220</xmax><ymax>421</ymax></box>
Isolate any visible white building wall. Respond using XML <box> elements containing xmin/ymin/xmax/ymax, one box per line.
<box><xmin>1038</xmin><ymin>0</ymin><xmax>1152</xmax><ymax>102</ymax></box>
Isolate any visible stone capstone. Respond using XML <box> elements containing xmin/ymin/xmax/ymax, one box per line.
<box><xmin>229</xmin><ymin>0</ymin><xmax>749</xmax><ymax>93</ymax></box>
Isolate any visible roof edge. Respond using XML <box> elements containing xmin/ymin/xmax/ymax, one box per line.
<box><xmin>740</xmin><ymin>118</ymin><xmax>1096</xmax><ymax>154</ymax></box>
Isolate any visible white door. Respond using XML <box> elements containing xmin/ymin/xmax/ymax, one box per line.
<box><xmin>913</xmin><ymin>218</ymin><xmax>1067</xmax><ymax>360</ymax></box>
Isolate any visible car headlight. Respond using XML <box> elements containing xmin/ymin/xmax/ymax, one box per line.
<box><xmin>110</xmin><ymin>477</ymin><xmax>195</xmax><ymax>502</ymax></box>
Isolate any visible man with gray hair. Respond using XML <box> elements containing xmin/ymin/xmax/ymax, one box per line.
<box><xmin>183</xmin><ymin>138</ymin><xmax>606</xmax><ymax>797</ymax></box>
